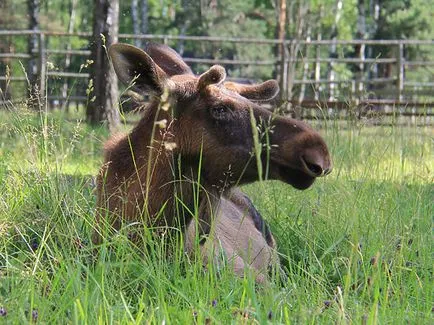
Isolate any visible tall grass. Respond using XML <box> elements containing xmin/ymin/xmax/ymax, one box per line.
<box><xmin>0</xmin><ymin>106</ymin><xmax>432</xmax><ymax>323</ymax></box>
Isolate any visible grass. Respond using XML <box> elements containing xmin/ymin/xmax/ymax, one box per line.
<box><xmin>0</xmin><ymin>107</ymin><xmax>432</xmax><ymax>323</ymax></box>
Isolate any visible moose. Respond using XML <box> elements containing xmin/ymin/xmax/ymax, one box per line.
<box><xmin>94</xmin><ymin>43</ymin><xmax>332</xmax><ymax>282</ymax></box>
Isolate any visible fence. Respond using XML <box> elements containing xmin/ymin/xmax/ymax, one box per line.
<box><xmin>1</xmin><ymin>30</ymin><xmax>433</xmax><ymax>120</ymax></box>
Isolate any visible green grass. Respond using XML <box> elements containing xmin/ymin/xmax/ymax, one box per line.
<box><xmin>0</xmin><ymin>107</ymin><xmax>432</xmax><ymax>323</ymax></box>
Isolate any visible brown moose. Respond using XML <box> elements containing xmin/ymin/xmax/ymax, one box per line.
<box><xmin>94</xmin><ymin>43</ymin><xmax>332</xmax><ymax>282</ymax></box>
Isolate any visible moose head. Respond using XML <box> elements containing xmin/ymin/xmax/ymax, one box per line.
<box><xmin>110</xmin><ymin>43</ymin><xmax>331</xmax><ymax>186</ymax></box>
<box><xmin>95</xmin><ymin>43</ymin><xmax>332</xmax><ymax>241</ymax></box>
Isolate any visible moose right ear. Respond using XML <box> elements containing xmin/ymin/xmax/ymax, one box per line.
<box><xmin>198</xmin><ymin>65</ymin><xmax>226</xmax><ymax>90</ymax></box>
<box><xmin>109</xmin><ymin>43</ymin><xmax>168</xmax><ymax>95</ymax></box>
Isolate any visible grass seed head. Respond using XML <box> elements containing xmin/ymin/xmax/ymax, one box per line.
<box><xmin>163</xmin><ymin>142</ymin><xmax>177</xmax><ymax>151</ymax></box>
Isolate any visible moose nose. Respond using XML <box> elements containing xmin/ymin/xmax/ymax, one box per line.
<box><xmin>301</xmin><ymin>155</ymin><xmax>332</xmax><ymax>178</ymax></box>
<box><xmin>305</xmin><ymin>160</ymin><xmax>323</xmax><ymax>176</ymax></box>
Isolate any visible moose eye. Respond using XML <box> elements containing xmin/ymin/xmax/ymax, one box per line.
<box><xmin>210</xmin><ymin>105</ymin><xmax>230</xmax><ymax>120</ymax></box>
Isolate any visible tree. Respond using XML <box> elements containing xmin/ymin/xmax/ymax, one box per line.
<box><xmin>86</xmin><ymin>0</ymin><xmax>120</xmax><ymax>129</ymax></box>
<box><xmin>274</xmin><ymin>0</ymin><xmax>287</xmax><ymax>99</ymax></box>
<box><xmin>131</xmin><ymin>0</ymin><xmax>148</xmax><ymax>48</ymax></box>
<box><xmin>140</xmin><ymin>0</ymin><xmax>148</xmax><ymax>38</ymax></box>
<box><xmin>326</xmin><ymin>0</ymin><xmax>343</xmax><ymax>100</ymax></box>
<box><xmin>176</xmin><ymin>0</ymin><xmax>205</xmax><ymax>56</ymax></box>
<box><xmin>0</xmin><ymin>0</ymin><xmax>13</xmax><ymax>103</ymax></box>
<box><xmin>27</xmin><ymin>0</ymin><xmax>41</xmax><ymax>110</ymax></box>
<box><xmin>131</xmin><ymin>0</ymin><xmax>140</xmax><ymax>46</ymax></box>
<box><xmin>372</xmin><ymin>0</ymin><xmax>433</xmax><ymax>79</ymax></box>
<box><xmin>61</xmin><ymin>0</ymin><xmax>78</xmax><ymax>110</ymax></box>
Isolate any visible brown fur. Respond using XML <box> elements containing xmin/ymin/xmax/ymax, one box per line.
<box><xmin>94</xmin><ymin>43</ymin><xmax>332</xmax><ymax>281</ymax></box>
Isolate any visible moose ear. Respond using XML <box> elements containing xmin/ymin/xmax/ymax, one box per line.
<box><xmin>224</xmin><ymin>80</ymin><xmax>279</xmax><ymax>102</ymax></box>
<box><xmin>144</xmin><ymin>42</ymin><xmax>193</xmax><ymax>76</ymax></box>
<box><xmin>198</xmin><ymin>65</ymin><xmax>226</xmax><ymax>90</ymax></box>
<box><xmin>109</xmin><ymin>43</ymin><xmax>168</xmax><ymax>95</ymax></box>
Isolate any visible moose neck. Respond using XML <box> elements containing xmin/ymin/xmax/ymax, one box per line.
<box><xmin>127</xmin><ymin>99</ymin><xmax>221</xmax><ymax>229</ymax></box>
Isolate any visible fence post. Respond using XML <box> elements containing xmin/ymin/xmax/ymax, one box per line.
<box><xmin>38</xmin><ymin>32</ymin><xmax>46</xmax><ymax>102</ymax></box>
<box><xmin>397</xmin><ymin>42</ymin><xmax>404</xmax><ymax>101</ymax></box>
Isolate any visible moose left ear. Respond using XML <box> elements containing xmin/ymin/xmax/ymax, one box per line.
<box><xmin>224</xmin><ymin>80</ymin><xmax>279</xmax><ymax>102</ymax></box>
<box><xmin>109</xmin><ymin>43</ymin><xmax>168</xmax><ymax>95</ymax></box>
<box><xmin>198</xmin><ymin>65</ymin><xmax>226</xmax><ymax>90</ymax></box>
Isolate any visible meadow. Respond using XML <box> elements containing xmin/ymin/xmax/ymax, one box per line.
<box><xmin>0</xmin><ymin>107</ymin><xmax>432</xmax><ymax>323</ymax></box>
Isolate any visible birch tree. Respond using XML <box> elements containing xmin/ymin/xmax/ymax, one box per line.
<box><xmin>140</xmin><ymin>0</ymin><xmax>148</xmax><ymax>36</ymax></box>
<box><xmin>355</xmin><ymin>0</ymin><xmax>367</xmax><ymax>95</ymax></box>
<box><xmin>326</xmin><ymin>0</ymin><xmax>343</xmax><ymax>100</ymax></box>
<box><xmin>131</xmin><ymin>0</ymin><xmax>148</xmax><ymax>48</ymax></box>
<box><xmin>131</xmin><ymin>0</ymin><xmax>140</xmax><ymax>47</ymax></box>
<box><xmin>61</xmin><ymin>0</ymin><xmax>78</xmax><ymax>110</ymax></box>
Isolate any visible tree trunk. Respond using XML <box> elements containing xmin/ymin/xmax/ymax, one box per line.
<box><xmin>274</xmin><ymin>0</ymin><xmax>287</xmax><ymax>94</ymax></box>
<box><xmin>298</xmin><ymin>25</ymin><xmax>311</xmax><ymax>104</ymax></box>
<box><xmin>86</xmin><ymin>0</ymin><xmax>120</xmax><ymax>130</ymax></box>
<box><xmin>177</xmin><ymin>0</ymin><xmax>201</xmax><ymax>56</ymax></box>
<box><xmin>27</xmin><ymin>0</ymin><xmax>41</xmax><ymax>110</ymax></box>
<box><xmin>140</xmin><ymin>0</ymin><xmax>148</xmax><ymax>35</ymax></box>
<box><xmin>131</xmin><ymin>0</ymin><xmax>141</xmax><ymax>47</ymax></box>
<box><xmin>327</xmin><ymin>0</ymin><xmax>342</xmax><ymax>101</ymax></box>
<box><xmin>367</xmin><ymin>0</ymin><xmax>380</xmax><ymax>80</ymax></box>
<box><xmin>355</xmin><ymin>0</ymin><xmax>366</xmax><ymax>97</ymax></box>
<box><xmin>0</xmin><ymin>0</ymin><xmax>12</xmax><ymax>104</ymax></box>
<box><xmin>314</xmin><ymin>5</ymin><xmax>323</xmax><ymax>101</ymax></box>
<box><xmin>287</xmin><ymin>2</ymin><xmax>308</xmax><ymax>118</ymax></box>
<box><xmin>61</xmin><ymin>0</ymin><xmax>78</xmax><ymax>111</ymax></box>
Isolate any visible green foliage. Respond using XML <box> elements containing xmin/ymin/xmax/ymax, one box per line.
<box><xmin>1</xmin><ymin>0</ymin><xmax>434</xmax><ymax>101</ymax></box>
<box><xmin>375</xmin><ymin>0</ymin><xmax>434</xmax><ymax>40</ymax></box>
<box><xmin>372</xmin><ymin>0</ymin><xmax>434</xmax><ymax>70</ymax></box>
<box><xmin>0</xmin><ymin>108</ymin><xmax>432</xmax><ymax>323</ymax></box>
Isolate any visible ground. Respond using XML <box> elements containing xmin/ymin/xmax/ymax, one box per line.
<box><xmin>0</xmin><ymin>108</ymin><xmax>432</xmax><ymax>323</ymax></box>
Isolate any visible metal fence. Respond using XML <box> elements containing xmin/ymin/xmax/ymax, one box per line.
<box><xmin>1</xmin><ymin>30</ymin><xmax>433</xmax><ymax>120</ymax></box>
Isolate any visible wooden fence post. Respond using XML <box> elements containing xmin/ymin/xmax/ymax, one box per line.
<box><xmin>397</xmin><ymin>42</ymin><xmax>404</xmax><ymax>101</ymax></box>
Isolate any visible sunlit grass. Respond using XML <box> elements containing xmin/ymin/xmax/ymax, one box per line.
<box><xmin>0</xmin><ymin>107</ymin><xmax>432</xmax><ymax>323</ymax></box>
